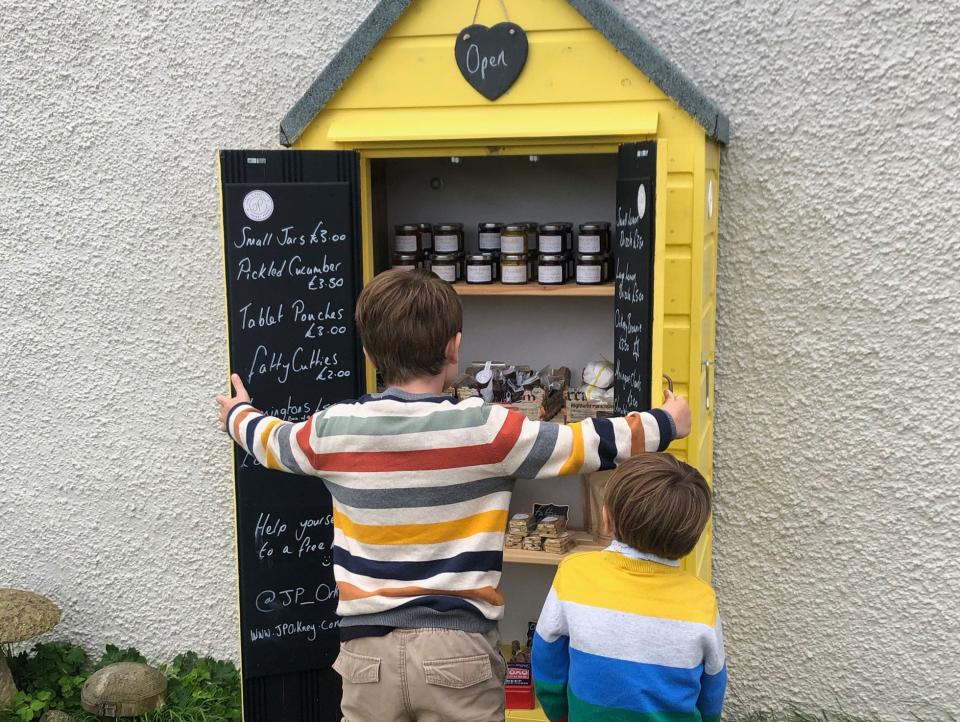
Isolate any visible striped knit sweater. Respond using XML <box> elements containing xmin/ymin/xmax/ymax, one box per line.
<box><xmin>227</xmin><ymin>388</ymin><xmax>674</xmax><ymax>634</ymax></box>
<box><xmin>532</xmin><ymin>546</ymin><xmax>727</xmax><ymax>722</ymax></box>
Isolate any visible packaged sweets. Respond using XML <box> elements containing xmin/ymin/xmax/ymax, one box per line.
<box><xmin>543</xmin><ymin>532</ymin><xmax>576</xmax><ymax>554</ymax></box>
<box><xmin>508</xmin><ymin>512</ymin><xmax>536</xmax><ymax>534</ymax></box>
<box><xmin>505</xmin><ymin>533</ymin><xmax>525</xmax><ymax>549</ymax></box>
<box><xmin>522</xmin><ymin>536</ymin><xmax>543</xmax><ymax>551</ymax></box>
<box><xmin>536</xmin><ymin>515</ymin><xmax>568</xmax><ymax>538</ymax></box>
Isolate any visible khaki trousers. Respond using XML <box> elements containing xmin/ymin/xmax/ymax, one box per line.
<box><xmin>333</xmin><ymin>628</ymin><xmax>506</xmax><ymax>722</ymax></box>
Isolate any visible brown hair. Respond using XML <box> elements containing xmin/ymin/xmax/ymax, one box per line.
<box><xmin>355</xmin><ymin>269</ymin><xmax>462</xmax><ymax>385</ymax></box>
<box><xmin>603</xmin><ymin>453</ymin><xmax>711</xmax><ymax>559</ymax></box>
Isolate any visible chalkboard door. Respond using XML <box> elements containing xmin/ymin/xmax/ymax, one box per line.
<box><xmin>219</xmin><ymin>149</ymin><xmax>365</xmax><ymax>722</ymax></box>
<box><xmin>614</xmin><ymin>141</ymin><xmax>657</xmax><ymax>414</ymax></box>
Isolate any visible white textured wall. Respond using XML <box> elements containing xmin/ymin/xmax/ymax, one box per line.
<box><xmin>2</xmin><ymin>1</ymin><xmax>958</xmax><ymax>719</ymax></box>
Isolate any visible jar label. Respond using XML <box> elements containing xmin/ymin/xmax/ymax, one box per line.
<box><xmin>421</xmin><ymin>232</ymin><xmax>433</xmax><ymax>249</ymax></box>
<box><xmin>467</xmin><ymin>265</ymin><xmax>493</xmax><ymax>283</ymax></box>
<box><xmin>501</xmin><ymin>236</ymin><xmax>526</xmax><ymax>253</ymax></box>
<box><xmin>539</xmin><ymin>235</ymin><xmax>563</xmax><ymax>253</ymax></box>
<box><xmin>391</xmin><ymin>264</ymin><xmax>416</xmax><ymax>272</ymax></box>
<box><xmin>435</xmin><ymin>234</ymin><xmax>460</xmax><ymax>252</ymax></box>
<box><xmin>578</xmin><ymin>235</ymin><xmax>601</xmax><ymax>253</ymax></box>
<box><xmin>395</xmin><ymin>235</ymin><xmax>418</xmax><ymax>252</ymax></box>
<box><xmin>433</xmin><ymin>264</ymin><xmax>457</xmax><ymax>282</ymax></box>
<box><xmin>478</xmin><ymin>232</ymin><xmax>501</xmax><ymax>250</ymax></box>
<box><xmin>501</xmin><ymin>264</ymin><xmax>527</xmax><ymax>284</ymax></box>
<box><xmin>577</xmin><ymin>265</ymin><xmax>602</xmax><ymax>284</ymax></box>
<box><xmin>538</xmin><ymin>265</ymin><xmax>563</xmax><ymax>284</ymax></box>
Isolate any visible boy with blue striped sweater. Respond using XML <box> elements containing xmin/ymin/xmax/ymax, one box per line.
<box><xmin>532</xmin><ymin>453</ymin><xmax>726</xmax><ymax>722</ymax></box>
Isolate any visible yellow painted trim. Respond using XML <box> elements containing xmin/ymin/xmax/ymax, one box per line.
<box><xmin>649</xmin><ymin>139</ymin><xmax>668</xmax><ymax>409</ymax></box>
<box><xmin>359</xmin><ymin>153</ymin><xmax>378</xmax><ymax>393</ymax></box>
<box><xmin>327</xmin><ymin>104</ymin><xmax>658</xmax><ymax>145</ymax></box>
<box><xmin>355</xmin><ymin>142</ymin><xmax>634</xmax><ymax>157</ymax></box>
<box><xmin>216</xmin><ymin>153</ymin><xmax>246</xmax><ymax>715</ymax></box>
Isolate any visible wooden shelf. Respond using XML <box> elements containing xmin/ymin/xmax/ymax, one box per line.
<box><xmin>503</xmin><ymin>531</ymin><xmax>605</xmax><ymax>566</ymax></box>
<box><xmin>453</xmin><ymin>282</ymin><xmax>614</xmax><ymax>297</ymax></box>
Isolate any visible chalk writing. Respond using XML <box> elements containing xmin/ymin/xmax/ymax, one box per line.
<box><xmin>221</xmin><ymin>154</ymin><xmax>363</xmax><ymax>677</ymax></box>
<box><xmin>614</xmin><ymin>143</ymin><xmax>656</xmax><ymax>415</ymax></box>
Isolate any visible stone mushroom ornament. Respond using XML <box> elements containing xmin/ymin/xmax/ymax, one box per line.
<box><xmin>0</xmin><ymin>588</ymin><xmax>62</xmax><ymax>708</ymax></box>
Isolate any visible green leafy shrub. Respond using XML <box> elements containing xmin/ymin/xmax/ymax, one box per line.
<box><xmin>2</xmin><ymin>642</ymin><xmax>240</xmax><ymax>722</ymax></box>
<box><xmin>5</xmin><ymin>642</ymin><xmax>87</xmax><ymax>721</ymax></box>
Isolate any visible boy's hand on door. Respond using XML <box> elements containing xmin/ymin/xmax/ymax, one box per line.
<box><xmin>215</xmin><ymin>373</ymin><xmax>251</xmax><ymax>432</ymax></box>
<box><xmin>661</xmin><ymin>389</ymin><xmax>691</xmax><ymax>439</ymax></box>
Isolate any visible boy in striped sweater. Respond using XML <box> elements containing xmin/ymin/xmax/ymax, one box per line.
<box><xmin>532</xmin><ymin>453</ymin><xmax>726</xmax><ymax>722</ymax></box>
<box><xmin>216</xmin><ymin>269</ymin><xmax>691</xmax><ymax>722</ymax></box>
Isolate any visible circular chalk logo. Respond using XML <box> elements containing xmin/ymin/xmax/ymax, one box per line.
<box><xmin>243</xmin><ymin>190</ymin><xmax>274</xmax><ymax>222</ymax></box>
<box><xmin>637</xmin><ymin>185</ymin><xmax>647</xmax><ymax>220</ymax></box>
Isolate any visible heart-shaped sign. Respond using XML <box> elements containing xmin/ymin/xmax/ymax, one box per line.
<box><xmin>454</xmin><ymin>22</ymin><xmax>528</xmax><ymax>101</ymax></box>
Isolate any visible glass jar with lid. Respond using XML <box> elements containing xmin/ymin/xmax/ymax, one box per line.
<box><xmin>537</xmin><ymin>254</ymin><xmax>566</xmax><ymax>285</ymax></box>
<box><xmin>577</xmin><ymin>222</ymin><xmax>611</xmax><ymax>254</ymax></box>
<box><xmin>431</xmin><ymin>253</ymin><xmax>461</xmax><ymax>283</ymax></box>
<box><xmin>418</xmin><ymin>223</ymin><xmax>433</xmax><ymax>252</ymax></box>
<box><xmin>500</xmin><ymin>224</ymin><xmax>528</xmax><ymax>254</ymax></box>
<box><xmin>465</xmin><ymin>254</ymin><xmax>495</xmax><ymax>284</ymax></box>
<box><xmin>433</xmin><ymin>223</ymin><xmax>463</xmax><ymax>253</ymax></box>
<box><xmin>575</xmin><ymin>253</ymin><xmax>605</xmax><ymax>285</ymax></box>
<box><xmin>538</xmin><ymin>222</ymin><xmax>572</xmax><ymax>254</ymax></box>
<box><xmin>394</xmin><ymin>223</ymin><xmax>422</xmax><ymax>254</ymax></box>
<box><xmin>500</xmin><ymin>253</ymin><xmax>528</xmax><ymax>284</ymax></box>
<box><xmin>477</xmin><ymin>222</ymin><xmax>503</xmax><ymax>252</ymax></box>
<box><xmin>391</xmin><ymin>253</ymin><xmax>420</xmax><ymax>271</ymax></box>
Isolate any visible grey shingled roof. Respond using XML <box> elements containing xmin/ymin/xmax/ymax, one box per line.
<box><xmin>279</xmin><ymin>0</ymin><xmax>729</xmax><ymax>146</ymax></box>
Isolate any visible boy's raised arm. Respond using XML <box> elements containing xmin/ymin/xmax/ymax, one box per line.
<box><xmin>502</xmin><ymin>391</ymin><xmax>691</xmax><ymax>480</ymax></box>
<box><xmin>216</xmin><ymin>374</ymin><xmax>326</xmax><ymax>476</ymax></box>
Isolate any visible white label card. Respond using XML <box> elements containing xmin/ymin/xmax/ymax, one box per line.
<box><xmin>434</xmin><ymin>235</ymin><xmax>460</xmax><ymax>252</ymax></box>
<box><xmin>395</xmin><ymin>235</ymin><xmax>418</xmax><ymax>252</ymax></box>
<box><xmin>501</xmin><ymin>265</ymin><xmax>527</xmax><ymax>283</ymax></box>
<box><xmin>578</xmin><ymin>235</ymin><xmax>601</xmax><ymax>253</ymax></box>
<box><xmin>577</xmin><ymin>265</ymin><xmax>602</xmax><ymax>284</ymax></box>
<box><xmin>539</xmin><ymin>235</ymin><xmax>562</xmax><ymax>253</ymax></box>
<box><xmin>467</xmin><ymin>265</ymin><xmax>493</xmax><ymax>283</ymax></box>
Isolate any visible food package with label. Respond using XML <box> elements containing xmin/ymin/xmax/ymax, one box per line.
<box><xmin>521</xmin><ymin>536</ymin><xmax>544</xmax><ymax>551</ymax></box>
<box><xmin>536</xmin><ymin>514</ymin><xmax>568</xmax><ymax>538</ymax></box>
<box><xmin>455</xmin><ymin>363</ymin><xmax>570</xmax><ymax>421</ymax></box>
<box><xmin>564</xmin><ymin>358</ymin><xmax>616</xmax><ymax>421</ymax></box>
<box><xmin>543</xmin><ymin>531</ymin><xmax>576</xmax><ymax>554</ymax></box>
<box><xmin>504</xmin><ymin>532</ymin><xmax>526</xmax><ymax>549</ymax></box>
<box><xmin>508</xmin><ymin>512</ymin><xmax>536</xmax><ymax>535</ymax></box>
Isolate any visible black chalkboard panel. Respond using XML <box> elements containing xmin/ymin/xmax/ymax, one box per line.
<box><xmin>614</xmin><ymin>141</ymin><xmax>657</xmax><ymax>415</ymax></box>
<box><xmin>219</xmin><ymin>150</ymin><xmax>364</xmax><ymax>718</ymax></box>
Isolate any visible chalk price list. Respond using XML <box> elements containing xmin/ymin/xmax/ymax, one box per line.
<box><xmin>614</xmin><ymin>192</ymin><xmax>651</xmax><ymax>415</ymax></box>
<box><xmin>231</xmin><ymin>218</ymin><xmax>354</xmax><ymax>388</ymax></box>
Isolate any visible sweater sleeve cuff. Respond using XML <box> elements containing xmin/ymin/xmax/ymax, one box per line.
<box><xmin>646</xmin><ymin>408</ymin><xmax>676</xmax><ymax>451</ymax></box>
<box><xmin>225</xmin><ymin>401</ymin><xmax>254</xmax><ymax>440</ymax></box>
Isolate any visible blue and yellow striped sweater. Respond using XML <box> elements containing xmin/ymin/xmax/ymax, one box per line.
<box><xmin>532</xmin><ymin>546</ymin><xmax>727</xmax><ymax>722</ymax></box>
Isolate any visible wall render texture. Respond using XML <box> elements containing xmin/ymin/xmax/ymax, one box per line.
<box><xmin>1</xmin><ymin>1</ymin><xmax>958</xmax><ymax>719</ymax></box>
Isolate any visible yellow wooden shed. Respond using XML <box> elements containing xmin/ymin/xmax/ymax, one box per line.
<box><xmin>221</xmin><ymin>1</ymin><xmax>728</xmax><ymax>718</ymax></box>
<box><xmin>278</xmin><ymin>0</ymin><xmax>728</xmax><ymax>585</ymax></box>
